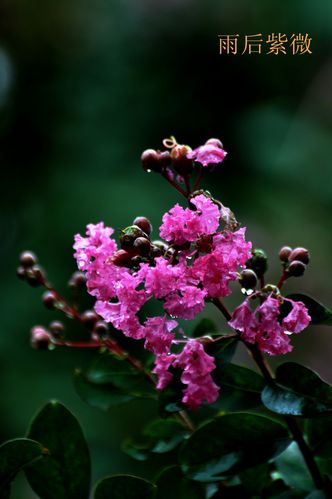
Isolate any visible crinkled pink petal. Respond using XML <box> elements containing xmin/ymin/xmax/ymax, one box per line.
<box><xmin>282</xmin><ymin>300</ymin><xmax>311</xmax><ymax>333</ymax></box>
<box><xmin>187</xmin><ymin>144</ymin><xmax>227</xmax><ymax>167</ymax></box>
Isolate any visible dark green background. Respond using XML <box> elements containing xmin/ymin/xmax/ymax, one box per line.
<box><xmin>0</xmin><ymin>1</ymin><xmax>331</xmax><ymax>496</ymax></box>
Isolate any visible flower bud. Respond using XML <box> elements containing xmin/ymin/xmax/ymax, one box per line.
<box><xmin>262</xmin><ymin>284</ymin><xmax>280</xmax><ymax>296</ymax></box>
<box><xmin>205</xmin><ymin>138</ymin><xmax>224</xmax><ymax>149</ymax></box>
<box><xmin>31</xmin><ymin>326</ymin><xmax>50</xmax><ymax>350</ymax></box>
<box><xmin>49</xmin><ymin>320</ymin><xmax>65</xmax><ymax>337</ymax></box>
<box><xmin>68</xmin><ymin>271</ymin><xmax>86</xmax><ymax>288</ymax></box>
<box><xmin>42</xmin><ymin>290</ymin><xmax>58</xmax><ymax>309</ymax></box>
<box><xmin>289</xmin><ymin>247</ymin><xmax>310</xmax><ymax>265</ymax></box>
<box><xmin>94</xmin><ymin>320</ymin><xmax>109</xmax><ymax>337</ymax></box>
<box><xmin>119</xmin><ymin>225</ymin><xmax>147</xmax><ymax>250</ymax></box>
<box><xmin>239</xmin><ymin>269</ymin><xmax>258</xmax><ymax>289</ymax></box>
<box><xmin>170</xmin><ymin>144</ymin><xmax>193</xmax><ymax>175</ymax></box>
<box><xmin>109</xmin><ymin>249</ymin><xmax>133</xmax><ymax>267</ymax></box>
<box><xmin>141</xmin><ymin>149</ymin><xmax>170</xmax><ymax>173</ymax></box>
<box><xmin>279</xmin><ymin>246</ymin><xmax>292</xmax><ymax>262</ymax></box>
<box><xmin>133</xmin><ymin>237</ymin><xmax>151</xmax><ymax>256</ymax></box>
<box><xmin>133</xmin><ymin>216</ymin><xmax>152</xmax><ymax>236</ymax></box>
<box><xmin>26</xmin><ymin>265</ymin><xmax>45</xmax><ymax>287</ymax></box>
<box><xmin>16</xmin><ymin>266</ymin><xmax>27</xmax><ymax>280</ymax></box>
<box><xmin>81</xmin><ymin>310</ymin><xmax>98</xmax><ymax>329</ymax></box>
<box><xmin>246</xmin><ymin>248</ymin><xmax>268</xmax><ymax>278</ymax></box>
<box><xmin>19</xmin><ymin>250</ymin><xmax>37</xmax><ymax>268</ymax></box>
<box><xmin>287</xmin><ymin>260</ymin><xmax>306</xmax><ymax>277</ymax></box>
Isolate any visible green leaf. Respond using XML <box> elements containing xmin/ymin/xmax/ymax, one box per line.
<box><xmin>158</xmin><ymin>367</ymin><xmax>186</xmax><ymax>416</ymax></box>
<box><xmin>212</xmin><ymin>364</ymin><xmax>264</xmax><ymax>411</ymax></box>
<box><xmin>122</xmin><ymin>419</ymin><xmax>189</xmax><ymax>461</ymax></box>
<box><xmin>275</xmin><ymin>442</ymin><xmax>314</xmax><ymax>492</ymax></box>
<box><xmin>73</xmin><ymin>370</ymin><xmax>134</xmax><ymax>411</ymax></box>
<box><xmin>285</xmin><ymin>294</ymin><xmax>332</xmax><ymax>326</ymax></box>
<box><xmin>306</xmin><ymin>416</ymin><xmax>332</xmax><ymax>458</ymax></box>
<box><xmin>192</xmin><ymin>318</ymin><xmax>218</xmax><ymax>338</ymax></box>
<box><xmin>261</xmin><ymin>363</ymin><xmax>332</xmax><ymax>417</ymax></box>
<box><xmin>179</xmin><ymin>413</ymin><xmax>291</xmax><ymax>481</ymax></box>
<box><xmin>206</xmin><ymin>337</ymin><xmax>238</xmax><ymax>365</ymax></box>
<box><xmin>25</xmin><ymin>401</ymin><xmax>91</xmax><ymax>499</ymax></box>
<box><xmin>94</xmin><ymin>474</ymin><xmax>156</xmax><ymax>499</ymax></box>
<box><xmin>155</xmin><ymin>466</ymin><xmax>205</xmax><ymax>499</ymax></box>
<box><xmin>0</xmin><ymin>438</ymin><xmax>44</xmax><ymax>499</ymax></box>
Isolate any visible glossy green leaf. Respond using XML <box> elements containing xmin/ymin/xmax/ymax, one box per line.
<box><xmin>285</xmin><ymin>294</ymin><xmax>332</xmax><ymax>326</ymax></box>
<box><xmin>306</xmin><ymin>416</ymin><xmax>332</xmax><ymax>458</ymax></box>
<box><xmin>206</xmin><ymin>337</ymin><xmax>238</xmax><ymax>365</ymax></box>
<box><xmin>123</xmin><ymin>419</ymin><xmax>189</xmax><ymax>461</ymax></box>
<box><xmin>94</xmin><ymin>474</ymin><xmax>156</xmax><ymax>499</ymax></box>
<box><xmin>73</xmin><ymin>370</ymin><xmax>134</xmax><ymax>410</ymax></box>
<box><xmin>0</xmin><ymin>438</ymin><xmax>44</xmax><ymax>499</ymax></box>
<box><xmin>155</xmin><ymin>466</ymin><xmax>205</xmax><ymax>499</ymax></box>
<box><xmin>25</xmin><ymin>401</ymin><xmax>91</xmax><ymax>499</ymax></box>
<box><xmin>192</xmin><ymin>318</ymin><xmax>218</xmax><ymax>338</ymax></box>
<box><xmin>275</xmin><ymin>442</ymin><xmax>314</xmax><ymax>492</ymax></box>
<box><xmin>158</xmin><ymin>367</ymin><xmax>185</xmax><ymax>416</ymax></box>
<box><xmin>261</xmin><ymin>363</ymin><xmax>332</xmax><ymax>417</ymax></box>
<box><xmin>212</xmin><ymin>363</ymin><xmax>264</xmax><ymax>411</ymax></box>
<box><xmin>179</xmin><ymin>413</ymin><xmax>291</xmax><ymax>481</ymax></box>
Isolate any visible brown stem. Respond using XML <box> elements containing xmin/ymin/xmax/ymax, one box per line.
<box><xmin>162</xmin><ymin>172</ymin><xmax>188</xmax><ymax>198</ymax></box>
<box><xmin>277</xmin><ymin>270</ymin><xmax>288</xmax><ymax>290</ymax></box>
<box><xmin>192</xmin><ymin>167</ymin><xmax>203</xmax><ymax>191</ymax></box>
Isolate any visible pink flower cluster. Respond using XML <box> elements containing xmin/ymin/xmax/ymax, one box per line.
<box><xmin>73</xmin><ymin>193</ymin><xmax>252</xmax><ymax>408</ymax></box>
<box><xmin>153</xmin><ymin>340</ymin><xmax>219</xmax><ymax>410</ymax></box>
<box><xmin>187</xmin><ymin>143</ymin><xmax>227</xmax><ymax>167</ymax></box>
<box><xmin>229</xmin><ymin>296</ymin><xmax>311</xmax><ymax>355</ymax></box>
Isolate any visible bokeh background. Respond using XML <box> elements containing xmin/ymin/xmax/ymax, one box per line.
<box><xmin>0</xmin><ymin>0</ymin><xmax>331</xmax><ymax>496</ymax></box>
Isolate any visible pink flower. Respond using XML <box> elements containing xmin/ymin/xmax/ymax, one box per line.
<box><xmin>153</xmin><ymin>340</ymin><xmax>219</xmax><ymax>410</ymax></box>
<box><xmin>229</xmin><ymin>296</ymin><xmax>311</xmax><ymax>356</ymax></box>
<box><xmin>282</xmin><ymin>299</ymin><xmax>311</xmax><ymax>333</ymax></box>
<box><xmin>143</xmin><ymin>316</ymin><xmax>177</xmax><ymax>355</ymax></box>
<box><xmin>159</xmin><ymin>195</ymin><xmax>220</xmax><ymax>245</ymax></box>
<box><xmin>175</xmin><ymin>340</ymin><xmax>219</xmax><ymax>410</ymax></box>
<box><xmin>187</xmin><ymin>144</ymin><xmax>227</xmax><ymax>167</ymax></box>
<box><xmin>164</xmin><ymin>286</ymin><xmax>207</xmax><ymax>320</ymax></box>
<box><xmin>152</xmin><ymin>353</ymin><xmax>177</xmax><ymax>390</ymax></box>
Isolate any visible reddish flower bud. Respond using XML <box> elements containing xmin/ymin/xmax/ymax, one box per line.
<box><xmin>133</xmin><ymin>216</ymin><xmax>152</xmax><ymax>236</ymax></box>
<box><xmin>81</xmin><ymin>310</ymin><xmax>98</xmax><ymax>329</ymax></box>
<box><xmin>109</xmin><ymin>249</ymin><xmax>133</xmax><ymax>267</ymax></box>
<box><xmin>170</xmin><ymin>144</ymin><xmax>193</xmax><ymax>175</ymax></box>
<box><xmin>279</xmin><ymin>246</ymin><xmax>292</xmax><ymax>262</ymax></box>
<box><xmin>19</xmin><ymin>250</ymin><xmax>37</xmax><ymax>268</ymax></box>
<box><xmin>119</xmin><ymin>225</ymin><xmax>147</xmax><ymax>250</ymax></box>
<box><xmin>26</xmin><ymin>265</ymin><xmax>45</xmax><ymax>287</ymax></box>
<box><xmin>68</xmin><ymin>271</ymin><xmax>86</xmax><ymax>288</ymax></box>
<box><xmin>141</xmin><ymin>149</ymin><xmax>171</xmax><ymax>173</ymax></box>
<box><xmin>42</xmin><ymin>290</ymin><xmax>58</xmax><ymax>309</ymax></box>
<box><xmin>239</xmin><ymin>269</ymin><xmax>258</xmax><ymax>289</ymax></box>
<box><xmin>49</xmin><ymin>320</ymin><xmax>65</xmax><ymax>337</ymax></box>
<box><xmin>133</xmin><ymin>237</ymin><xmax>151</xmax><ymax>256</ymax></box>
<box><xmin>289</xmin><ymin>247</ymin><xmax>310</xmax><ymax>265</ymax></box>
<box><xmin>94</xmin><ymin>320</ymin><xmax>109</xmax><ymax>337</ymax></box>
<box><xmin>287</xmin><ymin>260</ymin><xmax>306</xmax><ymax>277</ymax></box>
<box><xmin>31</xmin><ymin>326</ymin><xmax>50</xmax><ymax>350</ymax></box>
<box><xmin>16</xmin><ymin>266</ymin><xmax>27</xmax><ymax>280</ymax></box>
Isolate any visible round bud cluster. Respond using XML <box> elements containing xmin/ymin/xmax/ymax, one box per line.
<box><xmin>16</xmin><ymin>251</ymin><xmax>45</xmax><ymax>287</ymax></box>
<box><xmin>111</xmin><ymin>217</ymin><xmax>172</xmax><ymax>269</ymax></box>
<box><xmin>49</xmin><ymin>320</ymin><xmax>65</xmax><ymax>338</ymax></box>
<box><xmin>279</xmin><ymin>246</ymin><xmax>310</xmax><ymax>278</ymax></box>
<box><xmin>42</xmin><ymin>290</ymin><xmax>58</xmax><ymax>310</ymax></box>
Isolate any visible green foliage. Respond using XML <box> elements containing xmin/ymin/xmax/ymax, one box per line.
<box><xmin>306</xmin><ymin>415</ymin><xmax>332</xmax><ymax>458</ymax></box>
<box><xmin>275</xmin><ymin>442</ymin><xmax>314</xmax><ymax>492</ymax></box>
<box><xmin>212</xmin><ymin>363</ymin><xmax>265</xmax><ymax>411</ymax></box>
<box><xmin>192</xmin><ymin>318</ymin><xmax>219</xmax><ymax>338</ymax></box>
<box><xmin>179</xmin><ymin>413</ymin><xmax>291</xmax><ymax>481</ymax></box>
<box><xmin>25</xmin><ymin>401</ymin><xmax>91</xmax><ymax>499</ymax></box>
<box><xmin>73</xmin><ymin>353</ymin><xmax>156</xmax><ymax>411</ymax></box>
<box><xmin>0</xmin><ymin>438</ymin><xmax>44</xmax><ymax>499</ymax></box>
<box><xmin>94</xmin><ymin>475</ymin><xmax>156</xmax><ymax>499</ymax></box>
<box><xmin>262</xmin><ymin>362</ymin><xmax>332</xmax><ymax>417</ymax></box>
<box><xmin>122</xmin><ymin>419</ymin><xmax>189</xmax><ymax>461</ymax></box>
<box><xmin>155</xmin><ymin>466</ymin><xmax>205</xmax><ymax>499</ymax></box>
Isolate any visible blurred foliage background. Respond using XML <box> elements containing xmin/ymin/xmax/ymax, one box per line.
<box><xmin>0</xmin><ymin>0</ymin><xmax>331</xmax><ymax>496</ymax></box>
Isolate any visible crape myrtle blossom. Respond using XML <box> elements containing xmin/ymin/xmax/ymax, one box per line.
<box><xmin>228</xmin><ymin>295</ymin><xmax>311</xmax><ymax>355</ymax></box>
<box><xmin>73</xmin><ymin>192</ymin><xmax>252</xmax><ymax>408</ymax></box>
<box><xmin>187</xmin><ymin>143</ymin><xmax>227</xmax><ymax>167</ymax></box>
